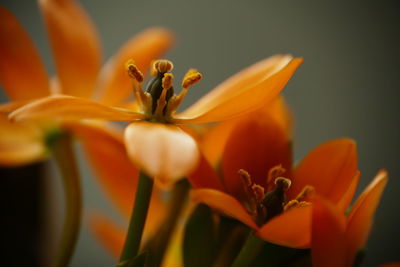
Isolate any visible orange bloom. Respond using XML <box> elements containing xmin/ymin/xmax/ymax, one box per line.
<box><xmin>190</xmin><ymin>100</ymin><xmax>359</xmax><ymax>248</ymax></box>
<box><xmin>311</xmin><ymin>170</ymin><xmax>388</xmax><ymax>267</ymax></box>
<box><xmin>10</xmin><ymin>52</ymin><xmax>303</xmax><ymax>186</ymax></box>
<box><xmin>0</xmin><ymin>0</ymin><xmax>173</xmax><ymax>166</ymax></box>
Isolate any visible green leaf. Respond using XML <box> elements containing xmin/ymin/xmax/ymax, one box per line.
<box><xmin>183</xmin><ymin>204</ymin><xmax>218</xmax><ymax>267</ymax></box>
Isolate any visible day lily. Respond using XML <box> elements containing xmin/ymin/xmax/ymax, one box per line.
<box><xmin>311</xmin><ymin>170</ymin><xmax>388</xmax><ymax>267</ymax></box>
<box><xmin>190</xmin><ymin>100</ymin><xmax>359</xmax><ymax>248</ymax></box>
<box><xmin>0</xmin><ymin>0</ymin><xmax>173</xmax><ymax>166</ymax></box>
<box><xmin>10</xmin><ymin>53</ymin><xmax>303</xmax><ymax>186</ymax></box>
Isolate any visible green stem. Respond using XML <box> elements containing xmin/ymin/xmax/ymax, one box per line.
<box><xmin>52</xmin><ymin>132</ymin><xmax>82</xmax><ymax>267</ymax></box>
<box><xmin>231</xmin><ymin>231</ymin><xmax>265</xmax><ymax>267</ymax></box>
<box><xmin>148</xmin><ymin>179</ymin><xmax>190</xmax><ymax>267</ymax></box>
<box><xmin>119</xmin><ymin>171</ymin><xmax>154</xmax><ymax>263</ymax></box>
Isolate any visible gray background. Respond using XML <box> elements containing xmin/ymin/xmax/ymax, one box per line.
<box><xmin>1</xmin><ymin>0</ymin><xmax>399</xmax><ymax>266</ymax></box>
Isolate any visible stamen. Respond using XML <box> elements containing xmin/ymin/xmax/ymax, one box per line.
<box><xmin>252</xmin><ymin>184</ymin><xmax>265</xmax><ymax>202</ymax></box>
<box><xmin>284</xmin><ymin>199</ymin><xmax>311</xmax><ymax>211</ymax></box>
<box><xmin>266</xmin><ymin>164</ymin><xmax>286</xmax><ymax>189</ymax></box>
<box><xmin>239</xmin><ymin>169</ymin><xmax>253</xmax><ymax>187</ymax></box>
<box><xmin>126</xmin><ymin>60</ymin><xmax>148</xmax><ymax>112</ymax></box>
<box><xmin>295</xmin><ymin>185</ymin><xmax>315</xmax><ymax>202</ymax></box>
<box><xmin>155</xmin><ymin>73</ymin><xmax>174</xmax><ymax>116</ymax></box>
<box><xmin>182</xmin><ymin>69</ymin><xmax>202</xmax><ymax>88</ymax></box>
<box><xmin>126</xmin><ymin>60</ymin><xmax>144</xmax><ymax>82</ymax></box>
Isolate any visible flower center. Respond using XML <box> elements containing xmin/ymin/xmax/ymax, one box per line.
<box><xmin>126</xmin><ymin>59</ymin><xmax>202</xmax><ymax>122</ymax></box>
<box><xmin>239</xmin><ymin>167</ymin><xmax>314</xmax><ymax>226</ymax></box>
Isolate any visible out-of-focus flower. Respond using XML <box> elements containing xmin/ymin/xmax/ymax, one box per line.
<box><xmin>10</xmin><ymin>53</ymin><xmax>303</xmax><ymax>186</ymax></box>
<box><xmin>0</xmin><ymin>0</ymin><xmax>173</xmax><ymax>166</ymax></box>
<box><xmin>311</xmin><ymin>170</ymin><xmax>388</xmax><ymax>267</ymax></box>
<box><xmin>190</xmin><ymin>99</ymin><xmax>359</xmax><ymax>248</ymax></box>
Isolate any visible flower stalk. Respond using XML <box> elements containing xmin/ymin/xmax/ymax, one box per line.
<box><xmin>52</xmin><ymin>132</ymin><xmax>82</xmax><ymax>267</ymax></box>
<box><xmin>119</xmin><ymin>171</ymin><xmax>154</xmax><ymax>263</ymax></box>
<box><xmin>231</xmin><ymin>231</ymin><xmax>265</xmax><ymax>267</ymax></box>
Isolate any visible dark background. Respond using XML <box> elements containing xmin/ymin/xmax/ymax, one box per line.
<box><xmin>1</xmin><ymin>0</ymin><xmax>399</xmax><ymax>266</ymax></box>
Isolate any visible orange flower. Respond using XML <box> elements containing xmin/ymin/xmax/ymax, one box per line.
<box><xmin>189</xmin><ymin>100</ymin><xmax>359</xmax><ymax>248</ymax></box>
<box><xmin>9</xmin><ymin>52</ymin><xmax>303</xmax><ymax>186</ymax></box>
<box><xmin>0</xmin><ymin>0</ymin><xmax>173</xmax><ymax>166</ymax></box>
<box><xmin>311</xmin><ymin>170</ymin><xmax>388</xmax><ymax>267</ymax></box>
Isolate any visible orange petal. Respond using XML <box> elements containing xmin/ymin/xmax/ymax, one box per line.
<box><xmin>9</xmin><ymin>95</ymin><xmax>144</xmax><ymax>122</ymax></box>
<box><xmin>191</xmin><ymin>189</ymin><xmax>258</xmax><ymax>229</ymax></box>
<box><xmin>289</xmin><ymin>138</ymin><xmax>358</xmax><ymax>204</ymax></box>
<box><xmin>88</xmin><ymin>213</ymin><xmax>125</xmax><ymax>258</ymax></box>
<box><xmin>64</xmin><ymin>121</ymin><xmax>138</xmax><ymax>217</ymax></box>
<box><xmin>311</xmin><ymin>197</ymin><xmax>347</xmax><ymax>267</ymax></box>
<box><xmin>0</xmin><ymin>100</ymin><xmax>33</xmax><ymax>114</ymax></box>
<box><xmin>257</xmin><ymin>205</ymin><xmax>311</xmax><ymax>248</ymax></box>
<box><xmin>173</xmin><ymin>56</ymin><xmax>303</xmax><ymax>123</ymax></box>
<box><xmin>0</xmin><ymin>7</ymin><xmax>49</xmax><ymax>100</ymax></box>
<box><xmin>187</xmin><ymin>153</ymin><xmax>224</xmax><ymax>191</ymax></box>
<box><xmin>221</xmin><ymin>108</ymin><xmax>292</xmax><ymax>200</ymax></box>
<box><xmin>336</xmin><ymin>171</ymin><xmax>360</xmax><ymax>212</ymax></box>
<box><xmin>345</xmin><ymin>170</ymin><xmax>388</xmax><ymax>266</ymax></box>
<box><xmin>0</xmin><ymin>115</ymin><xmax>47</xmax><ymax>166</ymax></box>
<box><xmin>97</xmin><ymin>27</ymin><xmax>174</xmax><ymax>105</ymax></box>
<box><xmin>124</xmin><ymin>122</ymin><xmax>199</xmax><ymax>187</ymax></box>
<box><xmin>39</xmin><ymin>0</ymin><xmax>101</xmax><ymax>98</ymax></box>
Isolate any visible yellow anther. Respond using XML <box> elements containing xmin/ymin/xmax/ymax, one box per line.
<box><xmin>284</xmin><ymin>200</ymin><xmax>311</xmax><ymax>211</ymax></box>
<box><xmin>126</xmin><ymin>60</ymin><xmax>144</xmax><ymax>82</ymax></box>
<box><xmin>162</xmin><ymin>73</ymin><xmax>174</xmax><ymax>90</ymax></box>
<box><xmin>153</xmin><ymin>59</ymin><xmax>174</xmax><ymax>74</ymax></box>
<box><xmin>239</xmin><ymin>169</ymin><xmax>253</xmax><ymax>187</ymax></box>
<box><xmin>274</xmin><ymin>177</ymin><xmax>291</xmax><ymax>191</ymax></box>
<box><xmin>267</xmin><ymin>164</ymin><xmax>286</xmax><ymax>186</ymax></box>
<box><xmin>182</xmin><ymin>69</ymin><xmax>202</xmax><ymax>88</ymax></box>
<box><xmin>295</xmin><ymin>185</ymin><xmax>315</xmax><ymax>202</ymax></box>
<box><xmin>252</xmin><ymin>184</ymin><xmax>265</xmax><ymax>202</ymax></box>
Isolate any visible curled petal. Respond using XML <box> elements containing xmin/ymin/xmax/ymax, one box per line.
<box><xmin>192</xmin><ymin>189</ymin><xmax>258</xmax><ymax>229</ymax></box>
<box><xmin>97</xmin><ymin>28</ymin><xmax>174</xmax><ymax>105</ymax></box>
<box><xmin>311</xmin><ymin>197</ymin><xmax>347</xmax><ymax>267</ymax></box>
<box><xmin>289</xmin><ymin>138</ymin><xmax>357</xmax><ymax>204</ymax></box>
<box><xmin>0</xmin><ymin>7</ymin><xmax>49</xmax><ymax>100</ymax></box>
<box><xmin>9</xmin><ymin>95</ymin><xmax>144</xmax><ymax>122</ymax></box>
<box><xmin>39</xmin><ymin>0</ymin><xmax>101</xmax><ymax>98</ymax></box>
<box><xmin>0</xmin><ymin>115</ymin><xmax>46</xmax><ymax>166</ymax></box>
<box><xmin>257</xmin><ymin>205</ymin><xmax>312</xmax><ymax>248</ymax></box>
<box><xmin>173</xmin><ymin>55</ymin><xmax>302</xmax><ymax>123</ymax></box>
<box><xmin>336</xmin><ymin>171</ymin><xmax>360</xmax><ymax>212</ymax></box>
<box><xmin>124</xmin><ymin>122</ymin><xmax>199</xmax><ymax>187</ymax></box>
<box><xmin>345</xmin><ymin>170</ymin><xmax>388</xmax><ymax>266</ymax></box>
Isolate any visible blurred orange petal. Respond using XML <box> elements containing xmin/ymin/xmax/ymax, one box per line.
<box><xmin>98</xmin><ymin>27</ymin><xmax>174</xmax><ymax>105</ymax></box>
<box><xmin>289</xmin><ymin>138</ymin><xmax>357</xmax><ymax>204</ymax></box>
<box><xmin>345</xmin><ymin>169</ymin><xmax>388</xmax><ymax>266</ymax></box>
<box><xmin>0</xmin><ymin>100</ymin><xmax>33</xmax><ymax>114</ymax></box>
<box><xmin>9</xmin><ymin>95</ymin><xmax>144</xmax><ymax>122</ymax></box>
<box><xmin>187</xmin><ymin>153</ymin><xmax>224</xmax><ymax>190</ymax></box>
<box><xmin>336</xmin><ymin>171</ymin><xmax>360</xmax><ymax>212</ymax></box>
<box><xmin>0</xmin><ymin>115</ymin><xmax>46</xmax><ymax>166</ymax></box>
<box><xmin>221</xmin><ymin>108</ymin><xmax>292</xmax><ymax>200</ymax></box>
<box><xmin>257</xmin><ymin>205</ymin><xmax>311</xmax><ymax>248</ymax></box>
<box><xmin>173</xmin><ymin>56</ymin><xmax>302</xmax><ymax>123</ymax></box>
<box><xmin>64</xmin><ymin>121</ymin><xmax>138</xmax><ymax>218</ymax></box>
<box><xmin>311</xmin><ymin>197</ymin><xmax>347</xmax><ymax>267</ymax></box>
<box><xmin>0</xmin><ymin>7</ymin><xmax>49</xmax><ymax>100</ymax></box>
<box><xmin>39</xmin><ymin>0</ymin><xmax>101</xmax><ymax>98</ymax></box>
<box><xmin>124</xmin><ymin>122</ymin><xmax>199</xmax><ymax>187</ymax></box>
<box><xmin>192</xmin><ymin>189</ymin><xmax>258</xmax><ymax>229</ymax></box>
<box><xmin>88</xmin><ymin>214</ymin><xmax>125</xmax><ymax>258</ymax></box>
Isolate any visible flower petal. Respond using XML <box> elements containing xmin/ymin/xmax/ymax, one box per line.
<box><xmin>9</xmin><ymin>95</ymin><xmax>143</xmax><ymax>122</ymax></box>
<box><xmin>289</xmin><ymin>138</ymin><xmax>358</xmax><ymax>204</ymax></box>
<box><xmin>187</xmin><ymin>153</ymin><xmax>224</xmax><ymax>191</ymax></box>
<box><xmin>257</xmin><ymin>205</ymin><xmax>312</xmax><ymax>248</ymax></box>
<box><xmin>97</xmin><ymin>27</ymin><xmax>174</xmax><ymax>105</ymax></box>
<box><xmin>0</xmin><ymin>115</ymin><xmax>46</xmax><ymax>166</ymax></box>
<box><xmin>124</xmin><ymin>122</ymin><xmax>199</xmax><ymax>187</ymax></box>
<box><xmin>221</xmin><ymin>107</ymin><xmax>292</xmax><ymax>201</ymax></box>
<box><xmin>345</xmin><ymin>169</ymin><xmax>388</xmax><ymax>266</ymax></box>
<box><xmin>88</xmin><ymin>213</ymin><xmax>125</xmax><ymax>258</ymax></box>
<box><xmin>191</xmin><ymin>189</ymin><xmax>258</xmax><ymax>229</ymax></box>
<box><xmin>64</xmin><ymin>121</ymin><xmax>138</xmax><ymax>217</ymax></box>
<box><xmin>39</xmin><ymin>0</ymin><xmax>101</xmax><ymax>98</ymax></box>
<box><xmin>0</xmin><ymin>7</ymin><xmax>49</xmax><ymax>100</ymax></box>
<box><xmin>173</xmin><ymin>56</ymin><xmax>303</xmax><ymax>123</ymax></box>
<box><xmin>336</xmin><ymin>171</ymin><xmax>360</xmax><ymax>212</ymax></box>
<box><xmin>311</xmin><ymin>197</ymin><xmax>347</xmax><ymax>267</ymax></box>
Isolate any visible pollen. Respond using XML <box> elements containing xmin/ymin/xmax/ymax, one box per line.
<box><xmin>126</xmin><ymin>60</ymin><xmax>144</xmax><ymax>82</ymax></box>
<box><xmin>182</xmin><ymin>69</ymin><xmax>202</xmax><ymax>88</ymax></box>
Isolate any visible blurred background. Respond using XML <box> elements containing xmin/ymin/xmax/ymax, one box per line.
<box><xmin>1</xmin><ymin>0</ymin><xmax>399</xmax><ymax>266</ymax></box>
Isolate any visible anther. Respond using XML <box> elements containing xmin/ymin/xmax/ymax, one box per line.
<box><xmin>252</xmin><ymin>184</ymin><xmax>265</xmax><ymax>202</ymax></box>
<box><xmin>295</xmin><ymin>185</ymin><xmax>315</xmax><ymax>202</ymax></box>
<box><xmin>126</xmin><ymin>60</ymin><xmax>144</xmax><ymax>83</ymax></box>
<box><xmin>182</xmin><ymin>69</ymin><xmax>202</xmax><ymax>88</ymax></box>
<box><xmin>239</xmin><ymin>169</ymin><xmax>253</xmax><ymax>187</ymax></box>
<box><xmin>266</xmin><ymin>165</ymin><xmax>286</xmax><ymax>188</ymax></box>
<box><xmin>162</xmin><ymin>73</ymin><xmax>174</xmax><ymax>91</ymax></box>
<box><xmin>284</xmin><ymin>199</ymin><xmax>311</xmax><ymax>211</ymax></box>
